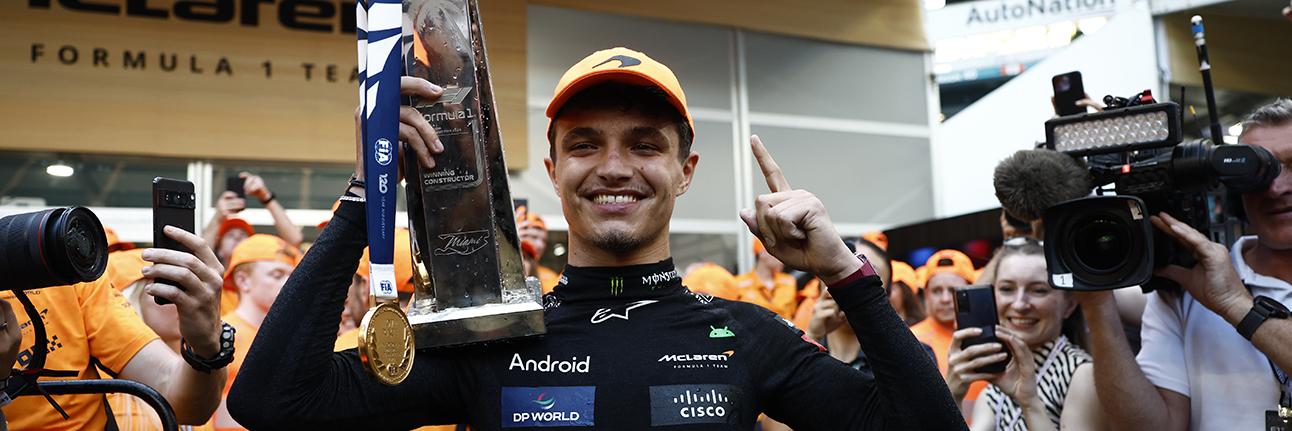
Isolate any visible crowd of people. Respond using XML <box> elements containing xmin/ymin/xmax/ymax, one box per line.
<box><xmin>0</xmin><ymin>43</ymin><xmax>1289</xmax><ymax>431</ymax></box>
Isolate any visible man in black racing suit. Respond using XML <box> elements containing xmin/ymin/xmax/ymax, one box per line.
<box><xmin>228</xmin><ymin>47</ymin><xmax>965</xmax><ymax>430</ymax></box>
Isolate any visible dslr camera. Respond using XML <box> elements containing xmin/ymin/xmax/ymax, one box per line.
<box><xmin>0</xmin><ymin>207</ymin><xmax>109</xmax><ymax>290</ymax></box>
<box><xmin>1041</xmin><ymin>93</ymin><xmax>1280</xmax><ymax>291</ymax></box>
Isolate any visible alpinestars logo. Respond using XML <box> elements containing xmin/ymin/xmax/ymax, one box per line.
<box><xmin>658</xmin><ymin>351</ymin><xmax>734</xmax><ymax>369</ymax></box>
<box><xmin>609</xmin><ymin>277</ymin><xmax>624</xmax><ymax>296</ymax></box>
<box><xmin>590</xmin><ymin>300</ymin><xmax>657</xmax><ymax>324</ymax></box>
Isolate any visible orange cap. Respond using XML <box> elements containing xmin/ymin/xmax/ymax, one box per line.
<box><xmin>104</xmin><ymin>227</ymin><xmax>135</xmax><ymax>252</ymax></box>
<box><xmin>107</xmin><ymin>249</ymin><xmax>148</xmax><ymax>291</ymax></box>
<box><xmin>546</xmin><ymin>47</ymin><xmax>693</xmax><ymax>135</ymax></box>
<box><xmin>318</xmin><ymin>199</ymin><xmax>342</xmax><ymax>230</ymax></box>
<box><xmin>223</xmin><ymin>234</ymin><xmax>302</xmax><ymax>291</ymax></box>
<box><xmin>357</xmin><ymin>227</ymin><xmax>416</xmax><ymax>293</ymax></box>
<box><xmin>891</xmin><ymin>260</ymin><xmax>919</xmax><ymax>289</ymax></box>
<box><xmin>217</xmin><ymin>217</ymin><xmax>254</xmax><ymax>241</ymax></box>
<box><xmin>861</xmin><ymin>230</ymin><xmax>888</xmax><ymax>251</ymax></box>
<box><xmin>515</xmin><ymin>205</ymin><xmax>547</xmax><ymax>233</ymax></box>
<box><xmin>752</xmin><ymin>237</ymin><xmax>766</xmax><ymax>256</ymax></box>
<box><xmin>923</xmin><ymin>249</ymin><xmax>977</xmax><ymax>284</ymax></box>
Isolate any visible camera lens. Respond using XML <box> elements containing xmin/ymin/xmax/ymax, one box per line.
<box><xmin>0</xmin><ymin>207</ymin><xmax>108</xmax><ymax>290</ymax></box>
<box><xmin>1071</xmin><ymin>215</ymin><xmax>1131</xmax><ymax>274</ymax></box>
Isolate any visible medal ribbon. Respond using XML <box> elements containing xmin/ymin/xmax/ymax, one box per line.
<box><xmin>361</xmin><ymin>0</ymin><xmax>402</xmax><ymax>303</ymax></box>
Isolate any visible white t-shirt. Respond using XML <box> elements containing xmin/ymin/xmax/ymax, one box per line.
<box><xmin>1137</xmin><ymin>236</ymin><xmax>1292</xmax><ymax>431</ymax></box>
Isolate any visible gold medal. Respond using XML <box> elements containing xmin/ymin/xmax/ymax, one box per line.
<box><xmin>358</xmin><ymin>301</ymin><xmax>415</xmax><ymax>385</ymax></box>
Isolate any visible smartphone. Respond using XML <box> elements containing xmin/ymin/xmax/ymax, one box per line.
<box><xmin>152</xmin><ymin>177</ymin><xmax>197</xmax><ymax>305</ymax></box>
<box><xmin>1052</xmin><ymin>71</ymin><xmax>1085</xmax><ymax>116</ymax></box>
<box><xmin>954</xmin><ymin>284</ymin><xmax>1010</xmax><ymax>373</ymax></box>
<box><xmin>226</xmin><ymin>175</ymin><xmax>245</xmax><ymax>198</ymax></box>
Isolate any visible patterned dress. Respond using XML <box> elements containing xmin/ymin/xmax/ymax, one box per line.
<box><xmin>983</xmin><ymin>335</ymin><xmax>1091</xmax><ymax>430</ymax></box>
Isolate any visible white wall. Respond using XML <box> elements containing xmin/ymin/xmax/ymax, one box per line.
<box><xmin>931</xmin><ymin>4</ymin><xmax>1160</xmax><ymax>218</ymax></box>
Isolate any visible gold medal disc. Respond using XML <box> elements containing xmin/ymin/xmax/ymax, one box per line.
<box><xmin>358</xmin><ymin>302</ymin><xmax>415</xmax><ymax>385</ymax></box>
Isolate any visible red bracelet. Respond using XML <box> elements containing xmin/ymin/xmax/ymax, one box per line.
<box><xmin>826</xmin><ymin>254</ymin><xmax>879</xmax><ymax>289</ymax></box>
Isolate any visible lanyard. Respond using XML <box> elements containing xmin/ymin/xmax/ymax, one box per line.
<box><xmin>1271</xmin><ymin>359</ymin><xmax>1291</xmax><ymax>409</ymax></box>
<box><xmin>359</xmin><ymin>0</ymin><xmax>401</xmax><ymax>303</ymax></box>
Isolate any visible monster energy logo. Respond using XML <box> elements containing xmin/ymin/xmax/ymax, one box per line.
<box><xmin>609</xmin><ymin>277</ymin><xmax>624</xmax><ymax>296</ymax></box>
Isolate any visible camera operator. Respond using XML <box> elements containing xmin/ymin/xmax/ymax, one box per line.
<box><xmin>1079</xmin><ymin>99</ymin><xmax>1292</xmax><ymax>430</ymax></box>
<box><xmin>0</xmin><ymin>227</ymin><xmax>229</xmax><ymax>430</ymax></box>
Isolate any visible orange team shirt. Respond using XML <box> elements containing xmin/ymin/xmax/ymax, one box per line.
<box><xmin>910</xmin><ymin>317</ymin><xmax>986</xmax><ymax>401</ymax></box>
<box><xmin>734</xmin><ymin>271</ymin><xmax>799</xmax><ymax>319</ymax></box>
<box><xmin>335</xmin><ymin>329</ymin><xmax>457</xmax><ymax>431</ymax></box>
<box><xmin>1</xmin><ymin>278</ymin><xmax>159</xmax><ymax>431</ymax></box>
<box><xmin>217</xmin><ymin>312</ymin><xmax>260</xmax><ymax>431</ymax></box>
<box><xmin>791</xmin><ymin>280</ymin><xmax>823</xmax><ymax>330</ymax></box>
<box><xmin>536</xmin><ymin>265</ymin><xmax>561</xmax><ymax>294</ymax></box>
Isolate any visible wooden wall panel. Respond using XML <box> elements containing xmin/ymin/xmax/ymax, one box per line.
<box><xmin>530</xmin><ymin>0</ymin><xmax>930</xmax><ymax>51</ymax></box>
<box><xmin>0</xmin><ymin>0</ymin><xmax>527</xmax><ymax>169</ymax></box>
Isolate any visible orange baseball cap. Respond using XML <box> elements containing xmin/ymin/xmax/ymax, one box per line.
<box><xmin>357</xmin><ymin>227</ymin><xmax>416</xmax><ymax>294</ymax></box>
<box><xmin>222</xmin><ymin>234</ymin><xmax>302</xmax><ymax>291</ymax></box>
<box><xmin>545</xmin><ymin>47</ymin><xmax>693</xmax><ymax>136</ymax></box>
<box><xmin>891</xmin><ymin>260</ymin><xmax>919</xmax><ymax>289</ymax></box>
<box><xmin>923</xmin><ymin>249</ymin><xmax>977</xmax><ymax>284</ymax></box>
<box><xmin>104</xmin><ymin>227</ymin><xmax>135</xmax><ymax>252</ymax></box>
<box><xmin>861</xmin><ymin>230</ymin><xmax>888</xmax><ymax>251</ymax></box>
<box><xmin>107</xmin><ymin>249</ymin><xmax>148</xmax><ymax>291</ymax></box>
<box><xmin>217</xmin><ymin>217</ymin><xmax>254</xmax><ymax>241</ymax></box>
<box><xmin>515</xmin><ymin>205</ymin><xmax>547</xmax><ymax>233</ymax></box>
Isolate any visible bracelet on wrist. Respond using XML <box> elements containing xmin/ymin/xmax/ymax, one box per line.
<box><xmin>182</xmin><ymin>322</ymin><xmax>236</xmax><ymax>373</ymax></box>
<box><xmin>259</xmin><ymin>191</ymin><xmax>276</xmax><ymax>205</ymax></box>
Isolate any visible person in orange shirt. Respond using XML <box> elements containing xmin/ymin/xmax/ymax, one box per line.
<box><xmin>681</xmin><ymin>262</ymin><xmax>740</xmax><ymax>301</ymax></box>
<box><xmin>111</xmin><ymin>249</ymin><xmax>216</xmax><ymax>431</ymax></box>
<box><xmin>202</xmin><ymin>172</ymin><xmax>304</xmax><ymax>267</ymax></box>
<box><xmin>910</xmin><ymin>248</ymin><xmax>987</xmax><ymax>407</ymax></box>
<box><xmin>2</xmin><ymin>227</ymin><xmax>229</xmax><ymax>431</ymax></box>
<box><xmin>215</xmin><ymin>234</ymin><xmax>301</xmax><ymax>431</ymax></box>
<box><xmin>734</xmin><ymin>238</ymin><xmax>799</xmax><ymax>318</ymax></box>
<box><xmin>516</xmin><ymin>205</ymin><xmax>561</xmax><ymax>293</ymax></box>
<box><xmin>104</xmin><ymin>226</ymin><xmax>136</xmax><ymax>253</ymax></box>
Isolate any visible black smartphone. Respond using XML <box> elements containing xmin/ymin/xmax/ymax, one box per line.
<box><xmin>1052</xmin><ymin>71</ymin><xmax>1085</xmax><ymax>116</ymax></box>
<box><xmin>226</xmin><ymin>175</ymin><xmax>245</xmax><ymax>198</ymax></box>
<box><xmin>152</xmin><ymin>177</ymin><xmax>196</xmax><ymax>305</ymax></box>
<box><xmin>954</xmin><ymin>284</ymin><xmax>1011</xmax><ymax>373</ymax></box>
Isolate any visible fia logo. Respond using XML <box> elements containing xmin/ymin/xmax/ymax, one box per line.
<box><xmin>379</xmin><ymin>280</ymin><xmax>394</xmax><ymax>296</ymax></box>
<box><xmin>374</xmin><ymin>138</ymin><xmax>393</xmax><ymax>166</ymax></box>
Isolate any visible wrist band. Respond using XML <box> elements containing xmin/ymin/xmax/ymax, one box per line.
<box><xmin>259</xmin><ymin>191</ymin><xmax>276</xmax><ymax>205</ymax></box>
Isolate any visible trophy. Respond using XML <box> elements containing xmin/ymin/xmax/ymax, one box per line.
<box><xmin>400</xmin><ymin>0</ymin><xmax>546</xmax><ymax>349</ymax></box>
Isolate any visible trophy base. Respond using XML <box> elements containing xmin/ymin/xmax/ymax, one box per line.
<box><xmin>409</xmin><ymin>302</ymin><xmax>545</xmax><ymax>349</ymax></box>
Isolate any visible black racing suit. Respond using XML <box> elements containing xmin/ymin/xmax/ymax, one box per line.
<box><xmin>227</xmin><ymin>200</ymin><xmax>965</xmax><ymax>430</ymax></box>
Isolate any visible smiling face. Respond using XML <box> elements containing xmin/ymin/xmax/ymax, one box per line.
<box><xmin>1240</xmin><ymin>123</ymin><xmax>1292</xmax><ymax>250</ymax></box>
<box><xmin>545</xmin><ymin>87</ymin><xmax>697</xmax><ymax>262</ymax></box>
<box><xmin>994</xmin><ymin>254</ymin><xmax>1074</xmax><ymax>348</ymax></box>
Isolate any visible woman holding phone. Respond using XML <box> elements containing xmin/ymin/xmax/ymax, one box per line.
<box><xmin>945</xmin><ymin>238</ymin><xmax>1105</xmax><ymax>430</ymax></box>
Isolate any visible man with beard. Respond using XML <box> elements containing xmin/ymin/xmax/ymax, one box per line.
<box><xmin>227</xmin><ymin>47</ymin><xmax>964</xmax><ymax>430</ymax></box>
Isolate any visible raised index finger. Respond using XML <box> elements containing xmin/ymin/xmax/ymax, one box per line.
<box><xmin>750</xmin><ymin>135</ymin><xmax>791</xmax><ymax>193</ymax></box>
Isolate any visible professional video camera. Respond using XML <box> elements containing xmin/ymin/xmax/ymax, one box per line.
<box><xmin>1039</xmin><ymin>17</ymin><xmax>1282</xmax><ymax>291</ymax></box>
